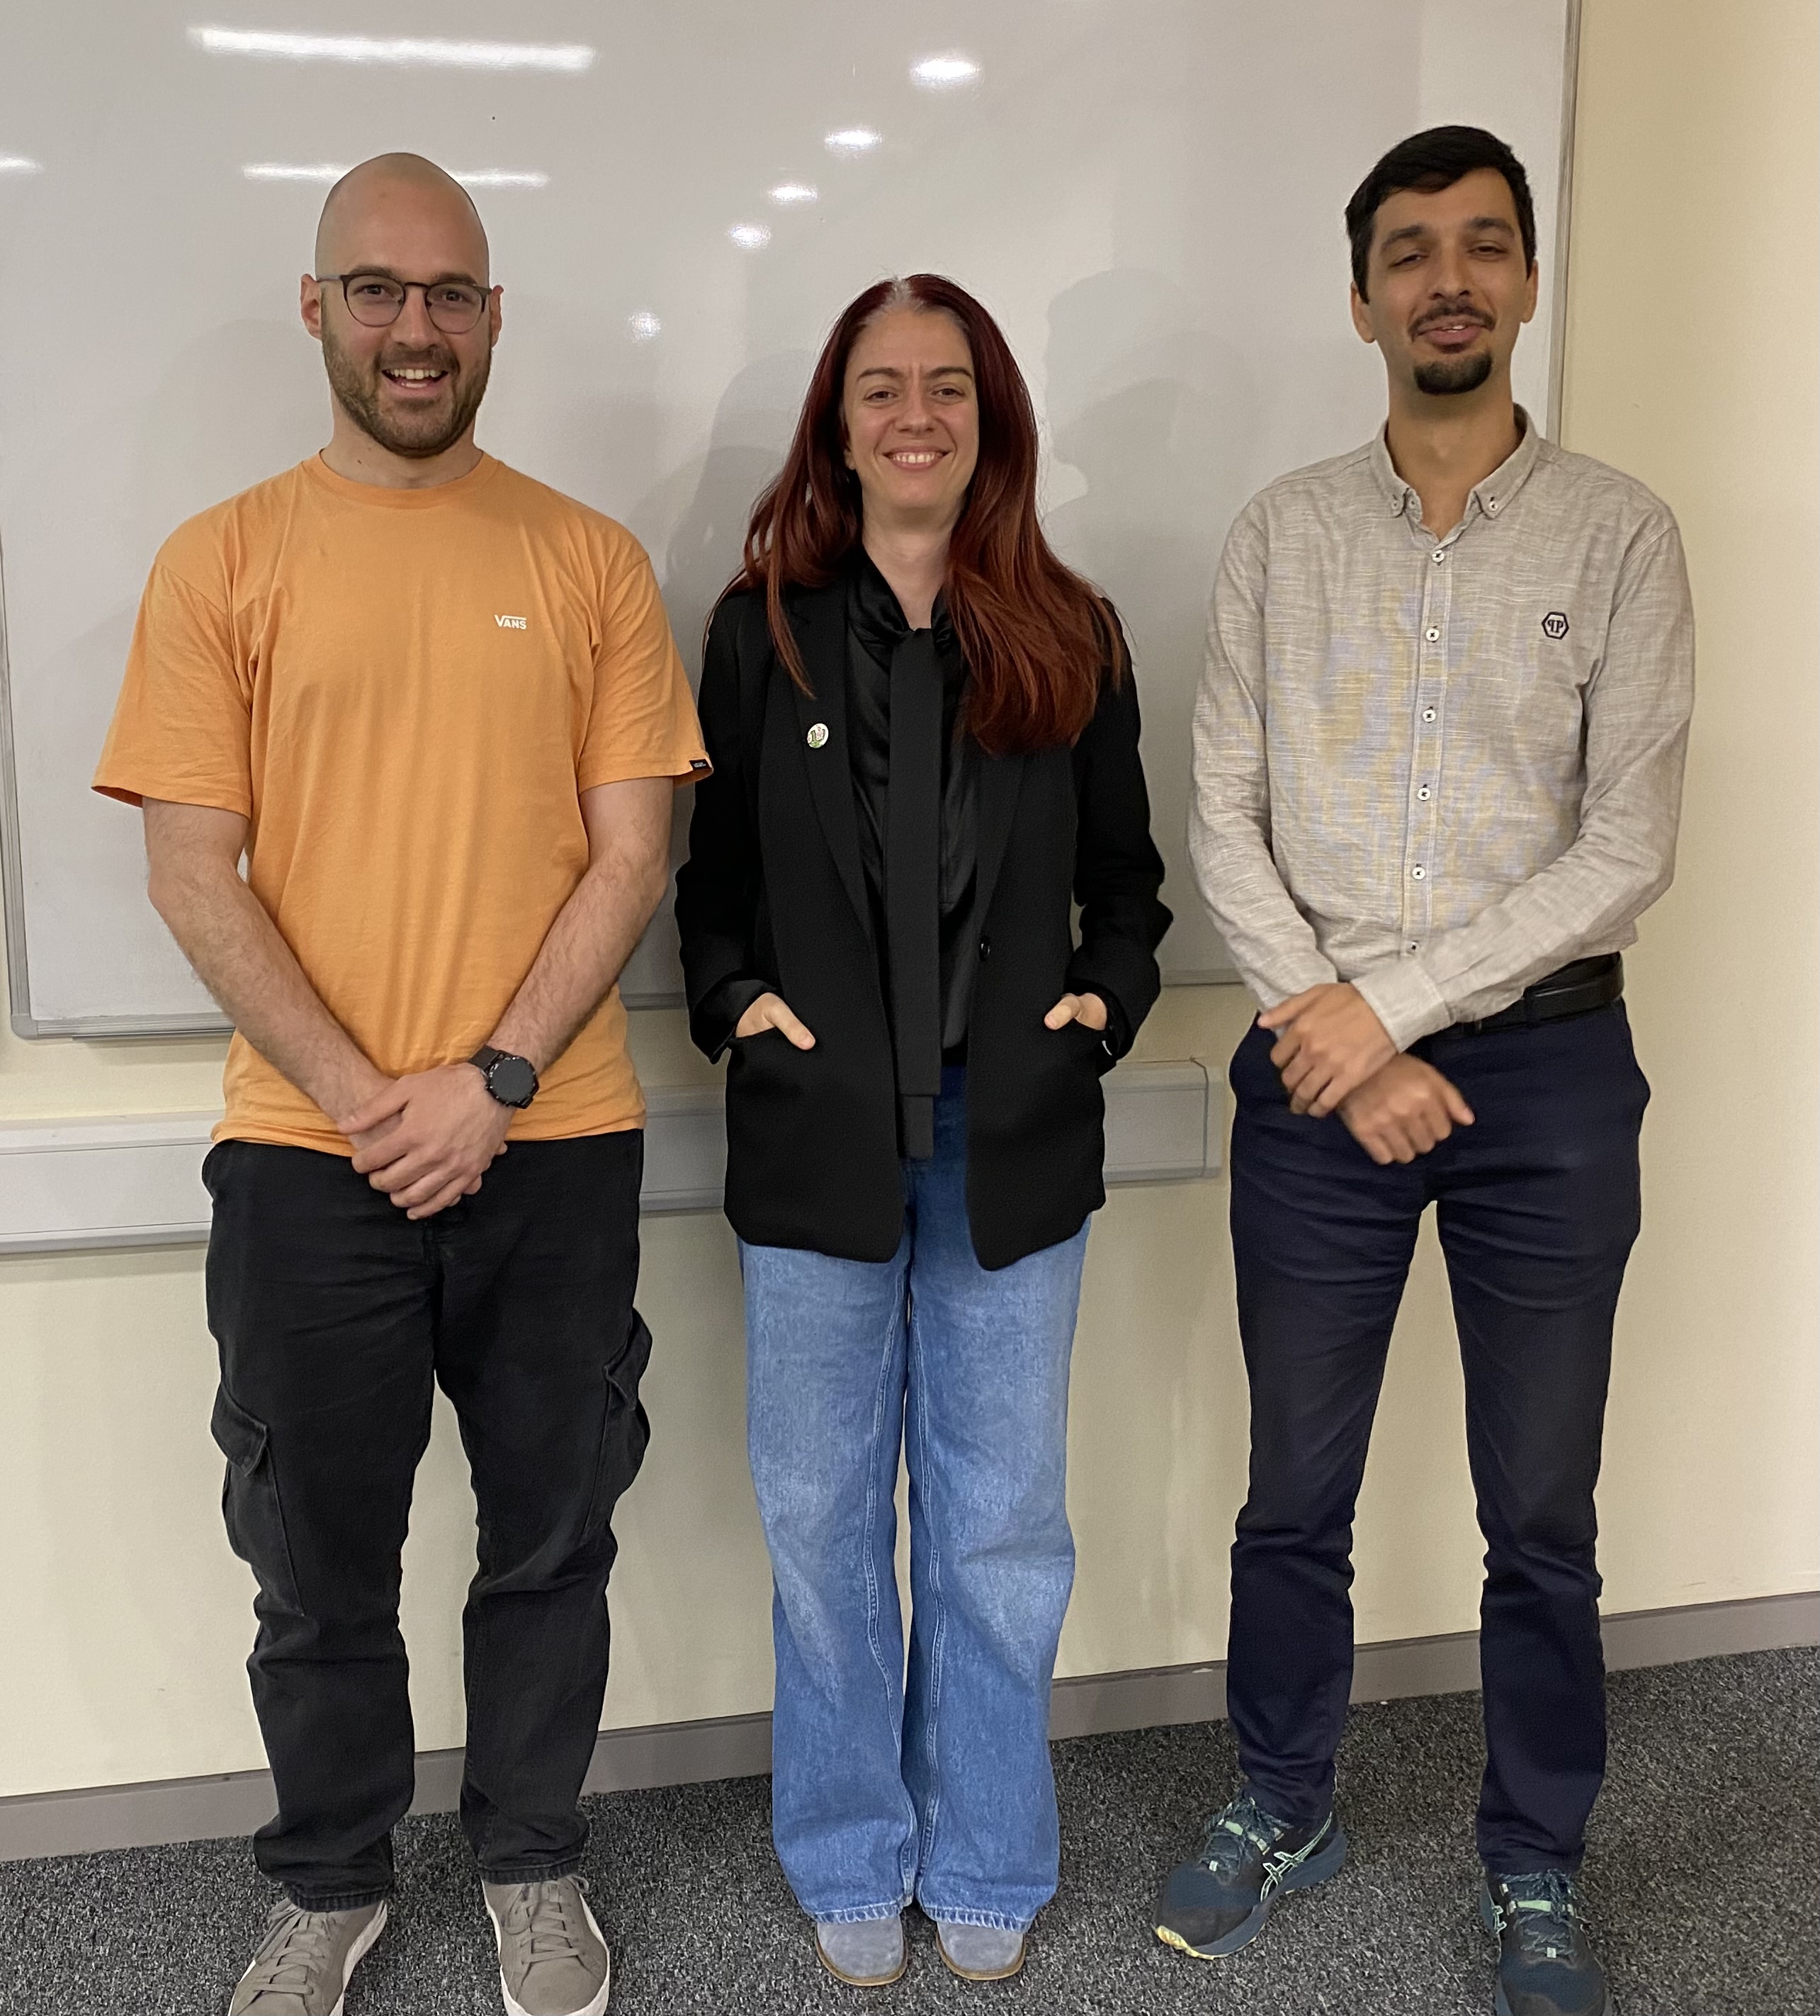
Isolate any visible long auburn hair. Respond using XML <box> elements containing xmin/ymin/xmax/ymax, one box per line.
<box><xmin>725</xmin><ymin>274</ymin><xmax>1121</xmax><ymax>755</ymax></box>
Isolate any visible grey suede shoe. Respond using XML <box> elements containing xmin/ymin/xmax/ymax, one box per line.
<box><xmin>228</xmin><ymin>1898</ymin><xmax>387</xmax><ymax>2015</ymax></box>
<box><xmin>815</xmin><ymin>1914</ymin><xmax>908</xmax><ymax>1986</ymax></box>
<box><xmin>483</xmin><ymin>1877</ymin><xmax>611</xmax><ymax>2016</ymax></box>
<box><xmin>935</xmin><ymin>1920</ymin><xmax>1027</xmax><ymax>1981</ymax></box>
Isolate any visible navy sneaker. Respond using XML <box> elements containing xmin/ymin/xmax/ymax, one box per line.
<box><xmin>1155</xmin><ymin>1789</ymin><xmax>1347</xmax><ymax>1959</ymax></box>
<box><xmin>1480</xmin><ymin>1871</ymin><xmax>1611</xmax><ymax>2016</ymax></box>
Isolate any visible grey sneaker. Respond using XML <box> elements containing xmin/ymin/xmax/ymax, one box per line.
<box><xmin>814</xmin><ymin>1914</ymin><xmax>907</xmax><ymax>1986</ymax></box>
<box><xmin>483</xmin><ymin>1877</ymin><xmax>611</xmax><ymax>2016</ymax></box>
<box><xmin>229</xmin><ymin>1898</ymin><xmax>387</xmax><ymax>2015</ymax></box>
<box><xmin>935</xmin><ymin>1920</ymin><xmax>1027</xmax><ymax>1981</ymax></box>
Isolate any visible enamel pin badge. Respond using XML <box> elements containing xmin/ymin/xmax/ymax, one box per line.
<box><xmin>806</xmin><ymin>723</ymin><xmax>830</xmax><ymax>749</ymax></box>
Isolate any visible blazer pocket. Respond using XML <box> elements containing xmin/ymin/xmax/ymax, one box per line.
<box><xmin>1061</xmin><ymin>1017</ymin><xmax>1118</xmax><ymax>1078</ymax></box>
<box><xmin>210</xmin><ymin>1387</ymin><xmax>304</xmax><ymax>1614</ymax></box>
<box><xmin>725</xmin><ymin>1026</ymin><xmax>815</xmax><ymax>1097</ymax></box>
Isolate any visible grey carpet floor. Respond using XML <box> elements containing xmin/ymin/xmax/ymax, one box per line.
<box><xmin>1</xmin><ymin>1648</ymin><xmax>1814</xmax><ymax>2016</ymax></box>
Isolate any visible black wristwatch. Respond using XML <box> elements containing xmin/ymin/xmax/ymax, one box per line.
<box><xmin>468</xmin><ymin>1046</ymin><xmax>540</xmax><ymax>1109</ymax></box>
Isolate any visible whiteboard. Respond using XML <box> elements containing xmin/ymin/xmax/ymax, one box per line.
<box><xmin>0</xmin><ymin>0</ymin><xmax>1577</xmax><ymax>1035</ymax></box>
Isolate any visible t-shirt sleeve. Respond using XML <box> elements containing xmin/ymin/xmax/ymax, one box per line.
<box><xmin>92</xmin><ymin>546</ymin><xmax>253</xmax><ymax>815</ymax></box>
<box><xmin>576</xmin><ymin>534</ymin><xmax>710</xmax><ymax>791</ymax></box>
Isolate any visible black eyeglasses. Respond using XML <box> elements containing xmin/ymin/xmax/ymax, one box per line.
<box><xmin>316</xmin><ymin>272</ymin><xmax>490</xmax><ymax>333</ymax></box>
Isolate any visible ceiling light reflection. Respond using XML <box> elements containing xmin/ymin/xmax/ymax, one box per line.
<box><xmin>192</xmin><ymin>26</ymin><xmax>594</xmax><ymax>70</ymax></box>
<box><xmin>244</xmin><ymin>162</ymin><xmax>547</xmax><ymax>188</ymax></box>
<box><xmin>244</xmin><ymin>162</ymin><xmax>350</xmax><ymax>181</ymax></box>
<box><xmin>728</xmin><ymin>223</ymin><xmax>771</xmax><ymax>250</ymax></box>
<box><xmin>0</xmin><ymin>155</ymin><xmax>44</xmax><ymax>175</ymax></box>
<box><xmin>768</xmin><ymin>182</ymin><xmax>818</xmax><ymax>205</ymax></box>
<box><xmin>627</xmin><ymin>312</ymin><xmax>662</xmax><ymax>342</ymax></box>
<box><xmin>825</xmin><ymin>128</ymin><xmax>881</xmax><ymax>154</ymax></box>
<box><xmin>911</xmin><ymin>55</ymin><xmax>979</xmax><ymax>86</ymax></box>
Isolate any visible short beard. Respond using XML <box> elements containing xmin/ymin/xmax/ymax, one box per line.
<box><xmin>1413</xmin><ymin>351</ymin><xmax>1493</xmax><ymax>398</ymax></box>
<box><xmin>322</xmin><ymin>324</ymin><xmax>490</xmax><ymax>458</ymax></box>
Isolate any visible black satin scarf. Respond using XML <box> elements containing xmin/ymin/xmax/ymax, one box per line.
<box><xmin>845</xmin><ymin>553</ymin><xmax>976</xmax><ymax>1159</ymax></box>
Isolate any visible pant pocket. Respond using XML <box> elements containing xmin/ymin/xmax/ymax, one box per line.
<box><xmin>211</xmin><ymin>1386</ymin><xmax>304</xmax><ymax>1613</ymax></box>
<box><xmin>582</xmin><ymin>1312</ymin><xmax>654</xmax><ymax>1541</ymax></box>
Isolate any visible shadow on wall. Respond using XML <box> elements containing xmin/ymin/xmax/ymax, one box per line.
<box><xmin>1041</xmin><ymin>270</ymin><xmax>1260</xmax><ymax>980</ymax></box>
<box><xmin>617</xmin><ymin>351</ymin><xmax>813</xmax><ymax>1005</ymax></box>
<box><xmin>660</xmin><ymin>350</ymin><xmax>815</xmax><ymax>681</ymax></box>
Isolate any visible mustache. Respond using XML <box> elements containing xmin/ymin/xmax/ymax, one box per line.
<box><xmin>373</xmin><ymin>346</ymin><xmax>459</xmax><ymax>375</ymax></box>
<box><xmin>1411</xmin><ymin>305</ymin><xmax>1493</xmax><ymax>336</ymax></box>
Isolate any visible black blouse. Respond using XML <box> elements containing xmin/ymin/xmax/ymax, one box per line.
<box><xmin>844</xmin><ymin>552</ymin><xmax>979</xmax><ymax>1057</ymax></box>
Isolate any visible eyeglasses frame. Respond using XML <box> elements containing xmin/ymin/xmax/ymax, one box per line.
<box><xmin>313</xmin><ymin>270</ymin><xmax>494</xmax><ymax>334</ymax></box>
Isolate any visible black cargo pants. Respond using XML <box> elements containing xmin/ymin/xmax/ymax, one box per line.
<box><xmin>203</xmin><ymin>1130</ymin><xmax>651</xmax><ymax>1908</ymax></box>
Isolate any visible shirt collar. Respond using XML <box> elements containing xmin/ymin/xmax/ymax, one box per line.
<box><xmin>1367</xmin><ymin>406</ymin><xmax>1544</xmax><ymax>522</ymax></box>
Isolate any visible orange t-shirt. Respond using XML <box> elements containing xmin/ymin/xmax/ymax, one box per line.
<box><xmin>94</xmin><ymin>452</ymin><xmax>706</xmax><ymax>1154</ymax></box>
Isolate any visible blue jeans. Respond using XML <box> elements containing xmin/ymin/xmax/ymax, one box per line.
<box><xmin>740</xmin><ymin>1068</ymin><xmax>1089</xmax><ymax>1932</ymax></box>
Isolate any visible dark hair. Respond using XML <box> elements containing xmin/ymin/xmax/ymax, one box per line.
<box><xmin>723</xmin><ymin>273</ymin><xmax>1120</xmax><ymax>756</ymax></box>
<box><xmin>1345</xmin><ymin>125</ymin><xmax>1536</xmax><ymax>298</ymax></box>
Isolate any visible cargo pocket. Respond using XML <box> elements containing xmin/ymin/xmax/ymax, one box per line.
<box><xmin>582</xmin><ymin>1312</ymin><xmax>654</xmax><ymax>1542</ymax></box>
<box><xmin>210</xmin><ymin>1387</ymin><xmax>304</xmax><ymax>1614</ymax></box>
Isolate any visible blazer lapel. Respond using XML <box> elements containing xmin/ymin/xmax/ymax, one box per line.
<box><xmin>972</xmin><ymin>745</ymin><xmax>1027</xmax><ymax>930</ymax></box>
<box><xmin>786</xmin><ymin>581</ymin><xmax>872</xmax><ymax>940</ymax></box>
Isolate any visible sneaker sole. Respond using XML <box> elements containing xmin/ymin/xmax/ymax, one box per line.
<box><xmin>814</xmin><ymin>1934</ymin><xmax>908</xmax><ymax>1988</ymax></box>
<box><xmin>487</xmin><ymin>1892</ymin><xmax>612</xmax><ymax>2016</ymax></box>
<box><xmin>935</xmin><ymin>1930</ymin><xmax>1027</xmax><ymax>1982</ymax></box>
<box><xmin>1478</xmin><ymin>1885</ymin><xmax>1613</xmax><ymax>2016</ymax></box>
<box><xmin>1154</xmin><ymin>1824</ymin><xmax>1349</xmax><ymax>1961</ymax></box>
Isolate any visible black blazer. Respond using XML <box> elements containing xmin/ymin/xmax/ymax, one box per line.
<box><xmin>675</xmin><ymin>580</ymin><xmax>1171</xmax><ymax>1271</ymax></box>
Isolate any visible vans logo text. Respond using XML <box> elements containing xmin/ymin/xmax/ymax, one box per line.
<box><xmin>494</xmin><ymin>614</ymin><xmax>528</xmax><ymax>630</ymax></box>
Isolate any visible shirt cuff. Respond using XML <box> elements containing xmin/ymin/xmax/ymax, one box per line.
<box><xmin>1351</xmin><ymin>959</ymin><xmax>1452</xmax><ymax>1053</ymax></box>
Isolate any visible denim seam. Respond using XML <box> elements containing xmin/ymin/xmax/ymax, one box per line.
<box><xmin>479</xmin><ymin>1854</ymin><xmax>585</xmax><ymax>1885</ymax></box>
<box><xmin>814</xmin><ymin>1897</ymin><xmax>912</xmax><ymax>1925</ymax></box>
<box><xmin>908</xmin><ymin>1288</ymin><xmax>948</xmax><ymax>1879</ymax></box>
<box><xmin>282</xmin><ymin>1884</ymin><xmax>391</xmax><ymax>1912</ymax></box>
<box><xmin>860</xmin><ymin>1279</ymin><xmax>914</xmax><ymax>1897</ymax></box>
<box><xmin>919</xmin><ymin>1903</ymin><xmax>1031</xmax><ymax>1935</ymax></box>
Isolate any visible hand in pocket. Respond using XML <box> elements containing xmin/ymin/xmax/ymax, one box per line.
<box><xmin>735</xmin><ymin>991</ymin><xmax>817</xmax><ymax>1050</ymax></box>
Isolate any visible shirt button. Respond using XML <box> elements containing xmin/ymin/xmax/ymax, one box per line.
<box><xmin>1432</xmin><ymin>549</ymin><xmax>1447</xmax><ymax>563</ymax></box>
<box><xmin>1425</xmin><ymin>626</ymin><xmax>1440</xmax><ymax>642</ymax></box>
<box><xmin>1417</xmin><ymin>786</ymin><xmax>1432</xmax><ymax>801</ymax></box>
<box><xmin>1411</xmin><ymin>866</ymin><xmax>1426</xmax><ymax>879</ymax></box>
<box><xmin>1422</xmin><ymin>707</ymin><xmax>1437</xmax><ymax>722</ymax></box>
<box><xmin>1407</xmin><ymin>942</ymin><xmax>1419</xmax><ymax>954</ymax></box>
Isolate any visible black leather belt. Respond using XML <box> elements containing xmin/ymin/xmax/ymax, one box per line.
<box><xmin>1455</xmin><ymin>954</ymin><xmax>1624</xmax><ymax>1036</ymax></box>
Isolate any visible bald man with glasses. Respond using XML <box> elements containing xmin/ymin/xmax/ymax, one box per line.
<box><xmin>95</xmin><ymin>154</ymin><xmax>707</xmax><ymax>2016</ymax></box>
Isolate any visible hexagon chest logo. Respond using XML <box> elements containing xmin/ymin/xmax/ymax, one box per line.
<box><xmin>1541</xmin><ymin>611</ymin><xmax>1571</xmax><ymax>641</ymax></box>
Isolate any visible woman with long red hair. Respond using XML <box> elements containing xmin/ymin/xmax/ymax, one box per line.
<box><xmin>676</xmin><ymin>276</ymin><xmax>1170</xmax><ymax>1985</ymax></box>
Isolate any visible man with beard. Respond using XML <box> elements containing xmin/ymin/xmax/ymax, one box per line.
<box><xmin>95</xmin><ymin>154</ymin><xmax>706</xmax><ymax>2016</ymax></box>
<box><xmin>1158</xmin><ymin>129</ymin><xmax>1693</xmax><ymax>2016</ymax></box>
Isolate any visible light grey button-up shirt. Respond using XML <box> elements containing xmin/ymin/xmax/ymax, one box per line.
<box><xmin>1188</xmin><ymin>415</ymin><xmax>1695</xmax><ymax>1051</ymax></box>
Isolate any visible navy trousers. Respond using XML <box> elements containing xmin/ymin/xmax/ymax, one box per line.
<box><xmin>1225</xmin><ymin>1003</ymin><xmax>1649</xmax><ymax>1873</ymax></box>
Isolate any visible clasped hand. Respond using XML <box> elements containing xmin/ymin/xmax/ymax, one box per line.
<box><xmin>1259</xmin><ymin>981</ymin><xmax>1397</xmax><ymax>1116</ymax></box>
<box><xmin>1261</xmin><ymin>981</ymin><xmax>1472</xmax><ymax>1164</ymax></box>
<box><xmin>1336</xmin><ymin>1054</ymin><xmax>1474</xmax><ymax>1165</ymax></box>
<box><xmin>340</xmin><ymin>1062</ymin><xmax>513</xmax><ymax>1220</ymax></box>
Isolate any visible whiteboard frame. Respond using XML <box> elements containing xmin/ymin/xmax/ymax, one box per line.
<box><xmin>1</xmin><ymin>0</ymin><xmax>1583</xmax><ymax>1042</ymax></box>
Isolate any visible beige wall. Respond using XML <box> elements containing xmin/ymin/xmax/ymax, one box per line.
<box><xmin>1</xmin><ymin>0</ymin><xmax>1814</xmax><ymax>1801</ymax></box>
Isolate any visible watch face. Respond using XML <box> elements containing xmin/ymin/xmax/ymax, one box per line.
<box><xmin>489</xmin><ymin>1055</ymin><xmax>538</xmax><ymax>1107</ymax></box>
